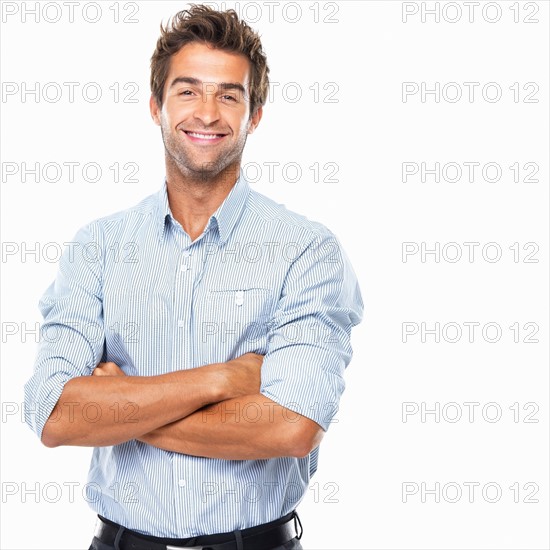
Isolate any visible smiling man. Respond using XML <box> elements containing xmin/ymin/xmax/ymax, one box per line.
<box><xmin>24</xmin><ymin>5</ymin><xmax>363</xmax><ymax>550</ymax></box>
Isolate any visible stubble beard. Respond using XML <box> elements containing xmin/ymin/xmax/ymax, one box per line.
<box><xmin>161</xmin><ymin>123</ymin><xmax>248</xmax><ymax>186</ymax></box>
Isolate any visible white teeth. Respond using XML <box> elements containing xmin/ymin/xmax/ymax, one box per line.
<box><xmin>187</xmin><ymin>132</ymin><xmax>221</xmax><ymax>140</ymax></box>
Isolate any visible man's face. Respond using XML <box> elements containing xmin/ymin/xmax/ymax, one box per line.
<box><xmin>150</xmin><ymin>42</ymin><xmax>262</xmax><ymax>181</ymax></box>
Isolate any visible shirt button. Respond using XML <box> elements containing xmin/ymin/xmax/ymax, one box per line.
<box><xmin>177</xmin><ymin>320</ymin><xmax>185</xmax><ymax>328</ymax></box>
<box><xmin>182</xmin><ymin>250</ymin><xmax>191</xmax><ymax>258</ymax></box>
<box><xmin>178</xmin><ymin>479</ymin><xmax>186</xmax><ymax>488</ymax></box>
<box><xmin>180</xmin><ymin>264</ymin><xmax>189</xmax><ymax>272</ymax></box>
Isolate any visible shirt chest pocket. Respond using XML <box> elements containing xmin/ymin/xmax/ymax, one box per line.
<box><xmin>196</xmin><ymin>287</ymin><xmax>274</xmax><ymax>357</ymax></box>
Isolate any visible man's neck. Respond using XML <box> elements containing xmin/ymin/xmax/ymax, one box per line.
<box><xmin>165</xmin><ymin>161</ymin><xmax>240</xmax><ymax>242</ymax></box>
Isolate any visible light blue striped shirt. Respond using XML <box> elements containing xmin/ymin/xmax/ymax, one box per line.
<box><xmin>24</xmin><ymin>174</ymin><xmax>363</xmax><ymax>537</ymax></box>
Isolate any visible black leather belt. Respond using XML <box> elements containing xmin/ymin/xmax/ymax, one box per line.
<box><xmin>94</xmin><ymin>511</ymin><xmax>302</xmax><ymax>550</ymax></box>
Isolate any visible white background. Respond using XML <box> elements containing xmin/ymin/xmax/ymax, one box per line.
<box><xmin>1</xmin><ymin>1</ymin><xmax>548</xmax><ymax>549</ymax></box>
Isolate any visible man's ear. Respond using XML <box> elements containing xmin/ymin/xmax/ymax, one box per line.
<box><xmin>247</xmin><ymin>106</ymin><xmax>263</xmax><ymax>134</ymax></box>
<box><xmin>150</xmin><ymin>95</ymin><xmax>161</xmax><ymax>126</ymax></box>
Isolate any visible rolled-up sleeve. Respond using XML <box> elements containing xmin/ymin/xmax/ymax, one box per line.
<box><xmin>24</xmin><ymin>224</ymin><xmax>105</xmax><ymax>439</ymax></box>
<box><xmin>260</xmin><ymin>229</ymin><xmax>363</xmax><ymax>431</ymax></box>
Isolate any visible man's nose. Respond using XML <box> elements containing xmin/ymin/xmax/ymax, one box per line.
<box><xmin>193</xmin><ymin>86</ymin><xmax>220</xmax><ymax>126</ymax></box>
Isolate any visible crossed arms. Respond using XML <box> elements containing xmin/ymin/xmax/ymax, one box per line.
<box><xmin>27</xmin><ymin>224</ymin><xmax>361</xmax><ymax>461</ymax></box>
<box><xmin>41</xmin><ymin>354</ymin><xmax>323</xmax><ymax>459</ymax></box>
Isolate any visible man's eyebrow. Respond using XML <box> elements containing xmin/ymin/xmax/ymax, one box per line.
<box><xmin>218</xmin><ymin>82</ymin><xmax>246</xmax><ymax>94</ymax></box>
<box><xmin>169</xmin><ymin>76</ymin><xmax>201</xmax><ymax>88</ymax></box>
<box><xmin>169</xmin><ymin>76</ymin><xmax>246</xmax><ymax>95</ymax></box>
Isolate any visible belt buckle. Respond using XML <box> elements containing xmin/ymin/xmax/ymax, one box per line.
<box><xmin>166</xmin><ymin>546</ymin><xmax>203</xmax><ymax>550</ymax></box>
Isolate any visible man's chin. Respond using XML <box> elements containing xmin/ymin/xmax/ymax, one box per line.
<box><xmin>178</xmin><ymin>157</ymin><xmax>240</xmax><ymax>182</ymax></box>
<box><xmin>174</xmin><ymin>165</ymin><xmax>228</xmax><ymax>184</ymax></box>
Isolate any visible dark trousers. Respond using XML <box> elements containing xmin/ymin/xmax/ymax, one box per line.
<box><xmin>89</xmin><ymin>536</ymin><xmax>303</xmax><ymax>550</ymax></box>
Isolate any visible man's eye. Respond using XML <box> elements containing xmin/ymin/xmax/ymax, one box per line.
<box><xmin>221</xmin><ymin>95</ymin><xmax>237</xmax><ymax>102</ymax></box>
<box><xmin>179</xmin><ymin>90</ymin><xmax>193</xmax><ymax>96</ymax></box>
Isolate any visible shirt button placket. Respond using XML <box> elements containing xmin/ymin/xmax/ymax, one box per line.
<box><xmin>173</xmin><ymin>244</ymin><xmax>195</xmax><ymax>522</ymax></box>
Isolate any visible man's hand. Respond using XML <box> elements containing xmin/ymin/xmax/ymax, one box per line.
<box><xmin>224</xmin><ymin>352</ymin><xmax>263</xmax><ymax>397</ymax></box>
<box><xmin>93</xmin><ymin>362</ymin><xmax>126</xmax><ymax>377</ymax></box>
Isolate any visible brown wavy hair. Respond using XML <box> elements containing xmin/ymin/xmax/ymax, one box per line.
<box><xmin>150</xmin><ymin>4</ymin><xmax>269</xmax><ymax>117</ymax></box>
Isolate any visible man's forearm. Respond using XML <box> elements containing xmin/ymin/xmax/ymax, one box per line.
<box><xmin>42</xmin><ymin>363</ymin><xmax>230</xmax><ymax>448</ymax></box>
<box><xmin>138</xmin><ymin>394</ymin><xmax>324</xmax><ymax>460</ymax></box>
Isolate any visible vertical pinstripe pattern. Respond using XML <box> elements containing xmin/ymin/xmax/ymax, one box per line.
<box><xmin>24</xmin><ymin>174</ymin><xmax>363</xmax><ymax>537</ymax></box>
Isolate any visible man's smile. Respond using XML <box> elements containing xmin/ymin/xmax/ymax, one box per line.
<box><xmin>183</xmin><ymin>130</ymin><xmax>228</xmax><ymax>144</ymax></box>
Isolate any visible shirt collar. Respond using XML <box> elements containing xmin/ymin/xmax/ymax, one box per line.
<box><xmin>156</xmin><ymin>180</ymin><xmax>172</xmax><ymax>241</ymax></box>
<box><xmin>156</xmin><ymin>173</ymin><xmax>250</xmax><ymax>244</ymax></box>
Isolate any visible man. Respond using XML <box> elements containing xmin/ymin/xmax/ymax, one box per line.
<box><xmin>24</xmin><ymin>5</ymin><xmax>363</xmax><ymax>550</ymax></box>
